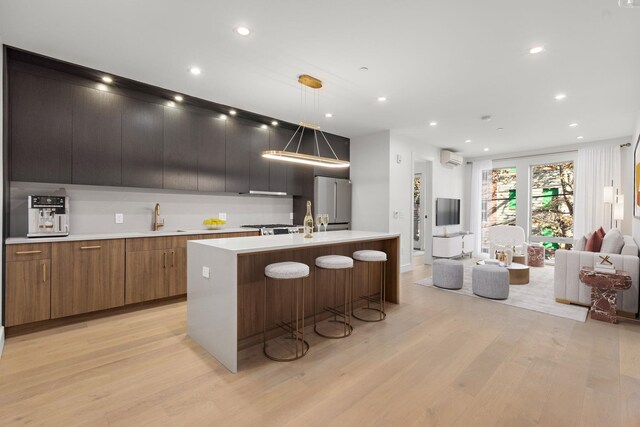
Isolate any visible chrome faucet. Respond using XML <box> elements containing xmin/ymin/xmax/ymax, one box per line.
<box><xmin>153</xmin><ymin>203</ymin><xmax>164</xmax><ymax>231</ymax></box>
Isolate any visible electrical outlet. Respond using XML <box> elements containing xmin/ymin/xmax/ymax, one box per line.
<box><xmin>202</xmin><ymin>266</ymin><xmax>210</xmax><ymax>279</ymax></box>
<box><xmin>115</xmin><ymin>213</ymin><xmax>124</xmax><ymax>224</ymax></box>
<box><xmin>218</xmin><ymin>213</ymin><xmax>227</xmax><ymax>221</ymax></box>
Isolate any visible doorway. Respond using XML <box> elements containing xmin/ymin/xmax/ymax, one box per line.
<box><xmin>412</xmin><ymin>157</ymin><xmax>433</xmax><ymax>265</ymax></box>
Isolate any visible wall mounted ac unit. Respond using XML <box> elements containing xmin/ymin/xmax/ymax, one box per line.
<box><xmin>440</xmin><ymin>150</ymin><xmax>463</xmax><ymax>167</ymax></box>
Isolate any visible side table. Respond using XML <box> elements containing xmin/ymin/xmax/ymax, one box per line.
<box><xmin>578</xmin><ymin>267</ymin><xmax>631</xmax><ymax>324</ymax></box>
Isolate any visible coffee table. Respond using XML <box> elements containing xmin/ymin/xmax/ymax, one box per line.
<box><xmin>579</xmin><ymin>267</ymin><xmax>631</xmax><ymax>324</ymax></box>
<box><xmin>476</xmin><ymin>260</ymin><xmax>529</xmax><ymax>285</ymax></box>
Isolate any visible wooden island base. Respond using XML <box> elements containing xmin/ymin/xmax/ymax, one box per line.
<box><xmin>187</xmin><ymin>231</ymin><xmax>400</xmax><ymax>372</ymax></box>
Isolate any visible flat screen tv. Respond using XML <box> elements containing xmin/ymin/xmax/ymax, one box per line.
<box><xmin>435</xmin><ymin>198</ymin><xmax>461</xmax><ymax>226</ymax></box>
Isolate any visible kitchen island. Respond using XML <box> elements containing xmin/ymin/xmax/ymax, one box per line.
<box><xmin>187</xmin><ymin>230</ymin><xmax>400</xmax><ymax>372</ymax></box>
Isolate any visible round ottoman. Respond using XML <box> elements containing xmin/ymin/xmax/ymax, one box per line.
<box><xmin>472</xmin><ymin>265</ymin><xmax>509</xmax><ymax>300</ymax></box>
<box><xmin>433</xmin><ymin>259</ymin><xmax>464</xmax><ymax>290</ymax></box>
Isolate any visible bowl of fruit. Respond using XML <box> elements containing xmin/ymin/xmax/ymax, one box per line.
<box><xmin>202</xmin><ymin>218</ymin><xmax>227</xmax><ymax>230</ymax></box>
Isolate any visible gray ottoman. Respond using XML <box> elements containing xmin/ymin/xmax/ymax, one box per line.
<box><xmin>433</xmin><ymin>259</ymin><xmax>464</xmax><ymax>290</ymax></box>
<box><xmin>472</xmin><ymin>265</ymin><xmax>509</xmax><ymax>300</ymax></box>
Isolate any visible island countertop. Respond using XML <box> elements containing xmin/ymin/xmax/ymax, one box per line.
<box><xmin>187</xmin><ymin>229</ymin><xmax>400</xmax><ymax>373</ymax></box>
<box><xmin>190</xmin><ymin>230</ymin><xmax>401</xmax><ymax>254</ymax></box>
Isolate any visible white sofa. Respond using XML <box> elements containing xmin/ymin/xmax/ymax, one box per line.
<box><xmin>554</xmin><ymin>235</ymin><xmax>639</xmax><ymax>316</ymax></box>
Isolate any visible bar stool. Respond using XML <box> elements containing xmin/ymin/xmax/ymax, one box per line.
<box><xmin>263</xmin><ymin>261</ymin><xmax>310</xmax><ymax>362</ymax></box>
<box><xmin>352</xmin><ymin>250</ymin><xmax>387</xmax><ymax>322</ymax></box>
<box><xmin>314</xmin><ymin>255</ymin><xmax>354</xmax><ymax>339</ymax></box>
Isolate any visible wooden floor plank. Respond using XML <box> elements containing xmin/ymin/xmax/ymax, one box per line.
<box><xmin>0</xmin><ymin>259</ymin><xmax>639</xmax><ymax>426</ymax></box>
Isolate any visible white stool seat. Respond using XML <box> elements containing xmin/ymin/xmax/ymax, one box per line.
<box><xmin>265</xmin><ymin>262</ymin><xmax>309</xmax><ymax>279</ymax></box>
<box><xmin>315</xmin><ymin>255</ymin><xmax>354</xmax><ymax>269</ymax></box>
<box><xmin>353</xmin><ymin>250</ymin><xmax>387</xmax><ymax>262</ymax></box>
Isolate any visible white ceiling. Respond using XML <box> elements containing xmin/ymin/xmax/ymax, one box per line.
<box><xmin>1</xmin><ymin>0</ymin><xmax>639</xmax><ymax>156</ymax></box>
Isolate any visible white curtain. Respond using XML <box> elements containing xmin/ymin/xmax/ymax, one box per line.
<box><xmin>470</xmin><ymin>159</ymin><xmax>492</xmax><ymax>255</ymax></box>
<box><xmin>574</xmin><ymin>144</ymin><xmax>621</xmax><ymax>237</ymax></box>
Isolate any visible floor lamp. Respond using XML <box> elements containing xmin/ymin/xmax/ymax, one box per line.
<box><xmin>614</xmin><ymin>194</ymin><xmax>625</xmax><ymax>229</ymax></box>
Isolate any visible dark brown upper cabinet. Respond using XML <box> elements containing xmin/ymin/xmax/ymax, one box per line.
<box><xmin>250</xmin><ymin>125</ymin><xmax>270</xmax><ymax>193</ymax></box>
<box><xmin>194</xmin><ymin>113</ymin><xmax>226</xmax><ymax>192</ymax></box>
<box><xmin>121</xmin><ymin>97</ymin><xmax>164</xmax><ymax>189</ymax></box>
<box><xmin>163</xmin><ymin>107</ymin><xmax>197</xmax><ymax>191</ymax></box>
<box><xmin>10</xmin><ymin>71</ymin><xmax>73</xmax><ymax>184</ymax></box>
<box><xmin>72</xmin><ymin>86</ymin><xmax>123</xmax><ymax>186</ymax></box>
<box><xmin>316</xmin><ymin>134</ymin><xmax>350</xmax><ymax>180</ymax></box>
<box><xmin>225</xmin><ymin>119</ymin><xmax>253</xmax><ymax>193</ymax></box>
<box><xmin>268</xmin><ymin>127</ymin><xmax>293</xmax><ymax>194</ymax></box>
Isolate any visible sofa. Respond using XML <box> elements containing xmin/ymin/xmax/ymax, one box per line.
<box><xmin>554</xmin><ymin>234</ymin><xmax>639</xmax><ymax>317</ymax></box>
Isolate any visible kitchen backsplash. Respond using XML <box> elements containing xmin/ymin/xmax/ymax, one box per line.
<box><xmin>9</xmin><ymin>182</ymin><xmax>293</xmax><ymax>237</ymax></box>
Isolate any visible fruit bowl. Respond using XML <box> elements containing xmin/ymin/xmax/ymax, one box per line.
<box><xmin>205</xmin><ymin>224</ymin><xmax>225</xmax><ymax>230</ymax></box>
<box><xmin>203</xmin><ymin>218</ymin><xmax>226</xmax><ymax>230</ymax></box>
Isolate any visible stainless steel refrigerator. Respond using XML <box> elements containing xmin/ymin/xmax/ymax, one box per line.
<box><xmin>314</xmin><ymin>177</ymin><xmax>351</xmax><ymax>231</ymax></box>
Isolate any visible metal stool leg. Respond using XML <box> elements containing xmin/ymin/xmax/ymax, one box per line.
<box><xmin>353</xmin><ymin>260</ymin><xmax>387</xmax><ymax>322</ymax></box>
<box><xmin>314</xmin><ymin>265</ymin><xmax>354</xmax><ymax>339</ymax></box>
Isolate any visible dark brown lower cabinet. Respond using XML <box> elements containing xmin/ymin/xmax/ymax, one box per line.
<box><xmin>51</xmin><ymin>239</ymin><xmax>125</xmax><ymax>318</ymax></box>
<box><xmin>5</xmin><ymin>259</ymin><xmax>51</xmax><ymax>326</ymax></box>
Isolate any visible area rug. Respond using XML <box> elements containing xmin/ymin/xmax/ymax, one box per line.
<box><xmin>415</xmin><ymin>261</ymin><xmax>588</xmax><ymax>322</ymax></box>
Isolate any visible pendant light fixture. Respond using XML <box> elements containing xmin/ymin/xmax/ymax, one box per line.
<box><xmin>262</xmin><ymin>75</ymin><xmax>350</xmax><ymax>169</ymax></box>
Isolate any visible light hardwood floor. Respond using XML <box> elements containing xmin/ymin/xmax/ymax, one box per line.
<box><xmin>1</xmin><ymin>261</ymin><xmax>640</xmax><ymax>426</ymax></box>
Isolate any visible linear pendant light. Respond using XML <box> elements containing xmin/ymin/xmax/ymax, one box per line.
<box><xmin>262</xmin><ymin>75</ymin><xmax>350</xmax><ymax>169</ymax></box>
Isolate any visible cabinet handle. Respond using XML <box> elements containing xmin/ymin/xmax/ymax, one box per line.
<box><xmin>15</xmin><ymin>250</ymin><xmax>42</xmax><ymax>255</ymax></box>
<box><xmin>163</xmin><ymin>252</ymin><xmax>167</xmax><ymax>268</ymax></box>
<box><xmin>42</xmin><ymin>263</ymin><xmax>47</xmax><ymax>283</ymax></box>
<box><xmin>80</xmin><ymin>246</ymin><xmax>102</xmax><ymax>250</ymax></box>
<box><xmin>171</xmin><ymin>251</ymin><xmax>175</xmax><ymax>267</ymax></box>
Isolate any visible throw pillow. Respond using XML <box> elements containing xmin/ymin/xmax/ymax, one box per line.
<box><xmin>600</xmin><ymin>228</ymin><xmax>625</xmax><ymax>254</ymax></box>
<box><xmin>574</xmin><ymin>235</ymin><xmax>587</xmax><ymax>251</ymax></box>
<box><xmin>597</xmin><ymin>227</ymin><xmax>606</xmax><ymax>239</ymax></box>
<box><xmin>585</xmin><ymin>231</ymin><xmax>604</xmax><ymax>252</ymax></box>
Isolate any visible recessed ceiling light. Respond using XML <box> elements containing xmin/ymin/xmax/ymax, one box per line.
<box><xmin>377</xmin><ymin>96</ymin><xmax>387</xmax><ymax>102</ymax></box>
<box><xmin>325</xmin><ymin>113</ymin><xmax>333</xmax><ymax>118</ymax></box>
<box><xmin>189</xmin><ymin>66</ymin><xmax>202</xmax><ymax>75</ymax></box>
<box><xmin>174</xmin><ymin>95</ymin><xmax>183</xmax><ymax>102</ymax></box>
<box><xmin>167</xmin><ymin>101</ymin><xmax>175</xmax><ymax>107</ymax></box>
<box><xmin>577</xmin><ymin>136</ymin><xmax>584</xmax><ymax>140</ymax></box>
<box><xmin>102</xmin><ymin>76</ymin><xmax>113</xmax><ymax>83</ymax></box>
<box><xmin>529</xmin><ymin>46</ymin><xmax>545</xmax><ymax>55</ymax></box>
<box><xmin>261</xmin><ymin>124</ymin><xmax>268</xmax><ymax>129</ymax></box>
<box><xmin>481</xmin><ymin>115</ymin><xmax>492</xmax><ymax>122</ymax></box>
<box><xmin>359</xmin><ymin>66</ymin><xmax>369</xmax><ymax>71</ymax></box>
<box><xmin>569</xmin><ymin>122</ymin><xmax>578</xmax><ymax>127</ymax></box>
<box><xmin>220</xmin><ymin>114</ymin><xmax>227</xmax><ymax>120</ymax></box>
<box><xmin>483</xmin><ymin>147</ymin><xmax>490</xmax><ymax>152</ymax></box>
<box><xmin>465</xmin><ymin>139</ymin><xmax>472</xmax><ymax>143</ymax></box>
<box><xmin>429</xmin><ymin>121</ymin><xmax>437</xmax><ymax>126</ymax></box>
<box><xmin>229</xmin><ymin>110</ymin><xmax>237</xmax><ymax>116</ymax></box>
<box><xmin>554</xmin><ymin>93</ymin><xmax>567</xmax><ymax>101</ymax></box>
<box><xmin>497</xmin><ymin>128</ymin><xmax>504</xmax><ymax>131</ymax></box>
<box><xmin>271</xmin><ymin>121</ymin><xmax>278</xmax><ymax>126</ymax></box>
<box><xmin>235</xmin><ymin>26</ymin><xmax>251</xmax><ymax>36</ymax></box>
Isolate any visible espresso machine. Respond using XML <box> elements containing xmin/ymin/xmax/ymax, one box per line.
<box><xmin>27</xmin><ymin>195</ymin><xmax>70</xmax><ymax>238</ymax></box>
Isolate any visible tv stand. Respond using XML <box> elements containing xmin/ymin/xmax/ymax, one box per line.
<box><xmin>433</xmin><ymin>232</ymin><xmax>474</xmax><ymax>259</ymax></box>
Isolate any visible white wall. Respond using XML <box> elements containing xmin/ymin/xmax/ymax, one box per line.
<box><xmin>9</xmin><ymin>182</ymin><xmax>293</xmax><ymax>236</ymax></box>
<box><xmin>350</xmin><ymin>131</ymin><xmax>391</xmax><ymax>232</ymax></box>
<box><xmin>389</xmin><ymin>132</ymin><xmax>466</xmax><ymax>269</ymax></box>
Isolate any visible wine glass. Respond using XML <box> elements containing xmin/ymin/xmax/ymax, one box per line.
<box><xmin>316</xmin><ymin>215</ymin><xmax>322</xmax><ymax>232</ymax></box>
<box><xmin>322</xmin><ymin>214</ymin><xmax>329</xmax><ymax>232</ymax></box>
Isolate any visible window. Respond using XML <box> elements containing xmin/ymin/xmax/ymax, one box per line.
<box><xmin>530</xmin><ymin>162</ymin><xmax>574</xmax><ymax>260</ymax></box>
<box><xmin>481</xmin><ymin>167</ymin><xmax>517</xmax><ymax>253</ymax></box>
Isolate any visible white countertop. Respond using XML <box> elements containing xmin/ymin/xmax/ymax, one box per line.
<box><xmin>5</xmin><ymin>227</ymin><xmax>257</xmax><ymax>245</ymax></box>
<box><xmin>190</xmin><ymin>230</ymin><xmax>400</xmax><ymax>254</ymax></box>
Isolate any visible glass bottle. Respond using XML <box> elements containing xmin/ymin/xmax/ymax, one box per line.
<box><xmin>304</xmin><ymin>201</ymin><xmax>314</xmax><ymax>238</ymax></box>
